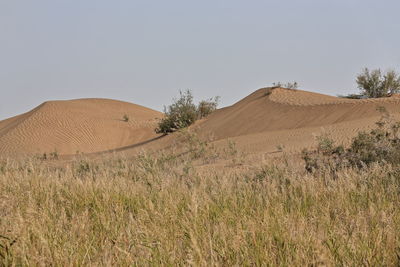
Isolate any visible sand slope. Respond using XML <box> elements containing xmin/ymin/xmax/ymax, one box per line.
<box><xmin>0</xmin><ymin>98</ymin><xmax>162</xmax><ymax>156</ymax></box>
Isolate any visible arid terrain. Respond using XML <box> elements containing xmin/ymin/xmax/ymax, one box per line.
<box><xmin>1</xmin><ymin>88</ymin><xmax>400</xmax><ymax>265</ymax></box>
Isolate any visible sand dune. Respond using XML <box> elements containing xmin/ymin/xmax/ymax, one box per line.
<box><xmin>191</xmin><ymin>88</ymin><xmax>400</xmax><ymax>155</ymax></box>
<box><xmin>0</xmin><ymin>98</ymin><xmax>162</xmax><ymax>156</ymax></box>
<box><xmin>196</xmin><ymin>88</ymin><xmax>400</xmax><ymax>138</ymax></box>
<box><xmin>2</xmin><ymin>88</ymin><xmax>400</xmax><ymax>157</ymax></box>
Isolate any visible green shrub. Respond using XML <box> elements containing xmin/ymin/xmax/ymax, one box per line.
<box><xmin>356</xmin><ymin>68</ymin><xmax>400</xmax><ymax>98</ymax></box>
<box><xmin>197</xmin><ymin>96</ymin><xmax>219</xmax><ymax>119</ymax></box>
<box><xmin>156</xmin><ymin>90</ymin><xmax>219</xmax><ymax>134</ymax></box>
<box><xmin>156</xmin><ymin>90</ymin><xmax>198</xmax><ymax>134</ymax></box>
<box><xmin>122</xmin><ymin>114</ymin><xmax>129</xmax><ymax>122</ymax></box>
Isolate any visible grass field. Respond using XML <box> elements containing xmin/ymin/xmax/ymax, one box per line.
<box><xmin>1</xmin><ymin>150</ymin><xmax>399</xmax><ymax>266</ymax></box>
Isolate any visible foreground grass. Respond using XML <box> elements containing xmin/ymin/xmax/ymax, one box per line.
<box><xmin>0</xmin><ymin>155</ymin><xmax>399</xmax><ymax>266</ymax></box>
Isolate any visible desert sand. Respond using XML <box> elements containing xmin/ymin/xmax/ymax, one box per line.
<box><xmin>0</xmin><ymin>98</ymin><xmax>162</xmax><ymax>156</ymax></box>
<box><xmin>1</xmin><ymin>88</ymin><xmax>400</xmax><ymax>158</ymax></box>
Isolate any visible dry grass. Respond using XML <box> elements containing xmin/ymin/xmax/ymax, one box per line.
<box><xmin>0</xmin><ymin>151</ymin><xmax>399</xmax><ymax>266</ymax></box>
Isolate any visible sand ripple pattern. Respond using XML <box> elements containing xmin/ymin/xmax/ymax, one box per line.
<box><xmin>0</xmin><ymin>98</ymin><xmax>162</xmax><ymax>156</ymax></box>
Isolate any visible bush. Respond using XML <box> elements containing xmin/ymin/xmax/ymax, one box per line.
<box><xmin>156</xmin><ymin>90</ymin><xmax>198</xmax><ymax>134</ymax></box>
<box><xmin>337</xmin><ymin>94</ymin><xmax>364</xmax><ymax>99</ymax></box>
<box><xmin>197</xmin><ymin>96</ymin><xmax>219</xmax><ymax>119</ymax></box>
<box><xmin>122</xmin><ymin>114</ymin><xmax>129</xmax><ymax>122</ymax></box>
<box><xmin>356</xmin><ymin>68</ymin><xmax>400</xmax><ymax>98</ymax></box>
<box><xmin>303</xmin><ymin>107</ymin><xmax>400</xmax><ymax>173</ymax></box>
<box><xmin>156</xmin><ymin>90</ymin><xmax>219</xmax><ymax>134</ymax></box>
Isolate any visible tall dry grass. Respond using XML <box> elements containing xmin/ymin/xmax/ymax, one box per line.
<box><xmin>0</xmin><ymin>150</ymin><xmax>399</xmax><ymax>265</ymax></box>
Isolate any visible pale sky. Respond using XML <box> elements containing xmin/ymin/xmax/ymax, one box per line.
<box><xmin>1</xmin><ymin>0</ymin><xmax>399</xmax><ymax>120</ymax></box>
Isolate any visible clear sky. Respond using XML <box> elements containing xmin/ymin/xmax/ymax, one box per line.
<box><xmin>1</xmin><ymin>0</ymin><xmax>399</xmax><ymax>120</ymax></box>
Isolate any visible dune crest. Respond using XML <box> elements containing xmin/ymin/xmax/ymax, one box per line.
<box><xmin>268</xmin><ymin>87</ymin><xmax>400</xmax><ymax>106</ymax></box>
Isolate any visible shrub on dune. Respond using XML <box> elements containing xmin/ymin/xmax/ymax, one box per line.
<box><xmin>156</xmin><ymin>90</ymin><xmax>219</xmax><ymax>134</ymax></box>
<box><xmin>356</xmin><ymin>68</ymin><xmax>400</xmax><ymax>98</ymax></box>
<box><xmin>303</xmin><ymin>107</ymin><xmax>400</xmax><ymax>173</ymax></box>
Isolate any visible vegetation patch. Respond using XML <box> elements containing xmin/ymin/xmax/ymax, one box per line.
<box><xmin>303</xmin><ymin>107</ymin><xmax>400</xmax><ymax>173</ymax></box>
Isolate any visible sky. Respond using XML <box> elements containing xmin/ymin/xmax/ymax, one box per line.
<box><xmin>1</xmin><ymin>0</ymin><xmax>399</xmax><ymax>120</ymax></box>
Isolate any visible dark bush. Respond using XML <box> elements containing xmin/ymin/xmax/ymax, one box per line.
<box><xmin>337</xmin><ymin>94</ymin><xmax>364</xmax><ymax>99</ymax></box>
<box><xmin>123</xmin><ymin>114</ymin><xmax>129</xmax><ymax>122</ymax></box>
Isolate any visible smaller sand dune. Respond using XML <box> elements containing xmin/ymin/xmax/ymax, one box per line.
<box><xmin>0</xmin><ymin>98</ymin><xmax>162</xmax><ymax>156</ymax></box>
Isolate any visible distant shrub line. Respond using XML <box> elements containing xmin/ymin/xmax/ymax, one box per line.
<box><xmin>271</xmin><ymin>81</ymin><xmax>299</xmax><ymax>90</ymax></box>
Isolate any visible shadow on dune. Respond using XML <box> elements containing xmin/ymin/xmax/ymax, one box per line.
<box><xmin>64</xmin><ymin>134</ymin><xmax>166</xmax><ymax>158</ymax></box>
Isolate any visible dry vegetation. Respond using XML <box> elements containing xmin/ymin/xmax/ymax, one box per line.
<box><xmin>1</xmin><ymin>137</ymin><xmax>399</xmax><ymax>266</ymax></box>
<box><xmin>2</xmin><ymin>82</ymin><xmax>400</xmax><ymax>265</ymax></box>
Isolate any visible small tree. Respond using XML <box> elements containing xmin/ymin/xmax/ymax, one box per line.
<box><xmin>156</xmin><ymin>90</ymin><xmax>198</xmax><ymax>134</ymax></box>
<box><xmin>356</xmin><ymin>68</ymin><xmax>400</xmax><ymax>98</ymax></box>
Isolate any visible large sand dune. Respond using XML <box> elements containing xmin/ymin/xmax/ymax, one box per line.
<box><xmin>191</xmin><ymin>88</ymin><xmax>400</xmax><ymax>155</ymax></box>
<box><xmin>0</xmin><ymin>98</ymin><xmax>162</xmax><ymax>156</ymax></box>
<box><xmin>197</xmin><ymin>88</ymin><xmax>400</xmax><ymax>139</ymax></box>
